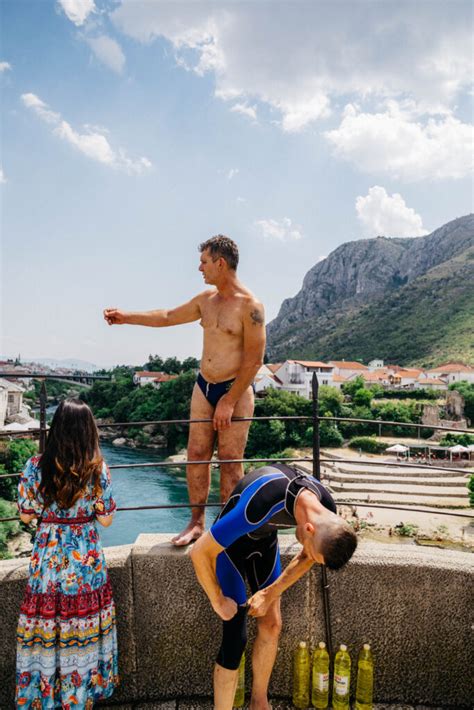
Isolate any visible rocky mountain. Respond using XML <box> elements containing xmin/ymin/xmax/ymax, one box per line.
<box><xmin>266</xmin><ymin>214</ymin><xmax>474</xmax><ymax>367</ymax></box>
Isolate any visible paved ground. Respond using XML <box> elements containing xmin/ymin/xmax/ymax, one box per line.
<box><xmin>100</xmin><ymin>701</ymin><xmax>458</xmax><ymax>709</ymax></box>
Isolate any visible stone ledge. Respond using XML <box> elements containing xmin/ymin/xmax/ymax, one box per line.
<box><xmin>1</xmin><ymin>535</ymin><xmax>472</xmax><ymax>708</ymax></box>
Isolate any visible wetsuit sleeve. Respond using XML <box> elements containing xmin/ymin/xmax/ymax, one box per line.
<box><xmin>210</xmin><ymin>474</ymin><xmax>286</xmax><ymax>548</ymax></box>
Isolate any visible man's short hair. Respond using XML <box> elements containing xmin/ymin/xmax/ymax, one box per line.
<box><xmin>319</xmin><ymin>521</ymin><xmax>358</xmax><ymax>571</ymax></box>
<box><xmin>199</xmin><ymin>235</ymin><xmax>239</xmax><ymax>271</ymax></box>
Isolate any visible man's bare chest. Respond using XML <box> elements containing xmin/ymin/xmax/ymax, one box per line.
<box><xmin>199</xmin><ymin>300</ymin><xmax>243</xmax><ymax>337</ymax></box>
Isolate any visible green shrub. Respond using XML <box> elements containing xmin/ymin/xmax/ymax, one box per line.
<box><xmin>0</xmin><ymin>439</ymin><xmax>38</xmax><ymax>501</ymax></box>
<box><xmin>394</xmin><ymin>522</ymin><xmax>419</xmax><ymax>537</ymax></box>
<box><xmin>468</xmin><ymin>475</ymin><xmax>474</xmax><ymax>507</ymax></box>
<box><xmin>0</xmin><ymin>498</ymin><xmax>20</xmax><ymax>554</ymax></box>
<box><xmin>348</xmin><ymin>436</ymin><xmax>387</xmax><ymax>454</ymax></box>
<box><xmin>439</xmin><ymin>432</ymin><xmax>474</xmax><ymax>447</ymax></box>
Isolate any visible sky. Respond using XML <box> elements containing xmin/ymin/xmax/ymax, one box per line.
<box><xmin>1</xmin><ymin>0</ymin><xmax>473</xmax><ymax>368</ymax></box>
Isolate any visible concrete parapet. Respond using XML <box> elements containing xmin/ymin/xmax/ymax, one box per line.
<box><xmin>0</xmin><ymin>535</ymin><xmax>472</xmax><ymax>707</ymax></box>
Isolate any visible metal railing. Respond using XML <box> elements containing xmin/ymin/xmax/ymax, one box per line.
<box><xmin>1</xmin><ymin>371</ymin><xmax>473</xmax><ymax>655</ymax></box>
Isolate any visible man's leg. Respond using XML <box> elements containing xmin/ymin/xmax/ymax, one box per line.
<box><xmin>217</xmin><ymin>385</ymin><xmax>254</xmax><ymax>503</ymax></box>
<box><xmin>250</xmin><ymin>598</ymin><xmax>282</xmax><ymax>710</ymax></box>
<box><xmin>172</xmin><ymin>383</ymin><xmax>215</xmax><ymax>546</ymax></box>
<box><xmin>214</xmin><ymin>548</ymin><xmax>248</xmax><ymax>710</ymax></box>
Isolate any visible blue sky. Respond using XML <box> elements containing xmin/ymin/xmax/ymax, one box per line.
<box><xmin>1</xmin><ymin>0</ymin><xmax>473</xmax><ymax>367</ymax></box>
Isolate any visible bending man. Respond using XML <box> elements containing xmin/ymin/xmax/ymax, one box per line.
<box><xmin>190</xmin><ymin>463</ymin><xmax>357</xmax><ymax>710</ymax></box>
<box><xmin>104</xmin><ymin>235</ymin><xmax>265</xmax><ymax>545</ymax></box>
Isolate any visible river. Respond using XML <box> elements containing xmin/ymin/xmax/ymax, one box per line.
<box><xmin>99</xmin><ymin>442</ymin><xmax>221</xmax><ymax>547</ymax></box>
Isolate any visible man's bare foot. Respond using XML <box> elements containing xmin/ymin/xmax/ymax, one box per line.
<box><xmin>171</xmin><ymin>522</ymin><xmax>204</xmax><ymax>546</ymax></box>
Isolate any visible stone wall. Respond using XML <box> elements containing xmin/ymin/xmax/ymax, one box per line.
<box><xmin>0</xmin><ymin>536</ymin><xmax>472</xmax><ymax>707</ymax></box>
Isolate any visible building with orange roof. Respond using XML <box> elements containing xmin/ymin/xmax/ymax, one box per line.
<box><xmin>427</xmin><ymin>362</ymin><xmax>474</xmax><ymax>385</ymax></box>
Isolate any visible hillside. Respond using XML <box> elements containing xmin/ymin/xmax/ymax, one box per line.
<box><xmin>266</xmin><ymin>214</ymin><xmax>474</xmax><ymax>367</ymax></box>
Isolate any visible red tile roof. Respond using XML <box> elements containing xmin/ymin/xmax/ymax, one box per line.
<box><xmin>293</xmin><ymin>360</ymin><xmax>332</xmax><ymax>368</ymax></box>
<box><xmin>329</xmin><ymin>361</ymin><xmax>368</xmax><ymax>370</ymax></box>
<box><xmin>430</xmin><ymin>362</ymin><xmax>473</xmax><ymax>373</ymax></box>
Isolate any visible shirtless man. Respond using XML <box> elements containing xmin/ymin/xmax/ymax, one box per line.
<box><xmin>103</xmin><ymin>235</ymin><xmax>265</xmax><ymax>545</ymax></box>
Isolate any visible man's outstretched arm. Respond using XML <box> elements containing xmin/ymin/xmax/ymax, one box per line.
<box><xmin>190</xmin><ymin>531</ymin><xmax>238</xmax><ymax>621</ymax></box>
<box><xmin>104</xmin><ymin>294</ymin><xmax>202</xmax><ymax>328</ymax></box>
<box><xmin>247</xmin><ymin>549</ymin><xmax>315</xmax><ymax>617</ymax></box>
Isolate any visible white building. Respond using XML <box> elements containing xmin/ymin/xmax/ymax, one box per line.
<box><xmin>133</xmin><ymin>371</ymin><xmax>178</xmax><ymax>389</ymax></box>
<box><xmin>254</xmin><ymin>373</ymin><xmax>282</xmax><ymax>394</ymax></box>
<box><xmin>427</xmin><ymin>363</ymin><xmax>474</xmax><ymax>385</ymax></box>
<box><xmin>272</xmin><ymin>360</ymin><xmax>335</xmax><ymax>399</ymax></box>
<box><xmin>368</xmin><ymin>359</ymin><xmax>384</xmax><ymax>370</ymax></box>
<box><xmin>329</xmin><ymin>361</ymin><xmax>369</xmax><ymax>379</ymax></box>
<box><xmin>0</xmin><ymin>386</ymin><xmax>7</xmax><ymax>428</ymax></box>
<box><xmin>414</xmin><ymin>376</ymin><xmax>447</xmax><ymax>391</ymax></box>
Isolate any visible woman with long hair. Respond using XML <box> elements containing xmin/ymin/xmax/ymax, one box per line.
<box><xmin>16</xmin><ymin>398</ymin><xmax>119</xmax><ymax>708</ymax></box>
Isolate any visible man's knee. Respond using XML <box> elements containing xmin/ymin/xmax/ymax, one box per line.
<box><xmin>218</xmin><ymin>443</ymin><xmax>245</xmax><ymax>462</ymax></box>
<box><xmin>187</xmin><ymin>441</ymin><xmax>213</xmax><ymax>461</ymax></box>
<box><xmin>257</xmin><ymin>607</ymin><xmax>282</xmax><ymax>640</ymax></box>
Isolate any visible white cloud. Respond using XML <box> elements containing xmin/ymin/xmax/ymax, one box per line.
<box><xmin>230</xmin><ymin>103</ymin><xmax>257</xmax><ymax>121</ymax></box>
<box><xmin>227</xmin><ymin>168</ymin><xmax>238</xmax><ymax>181</ymax></box>
<box><xmin>255</xmin><ymin>217</ymin><xmax>303</xmax><ymax>242</ymax></box>
<box><xmin>0</xmin><ymin>167</ymin><xmax>6</xmax><ymax>184</ymax></box>
<box><xmin>356</xmin><ymin>186</ymin><xmax>428</xmax><ymax>237</ymax></box>
<box><xmin>58</xmin><ymin>0</ymin><xmax>96</xmax><ymax>26</ymax></box>
<box><xmin>325</xmin><ymin>103</ymin><xmax>474</xmax><ymax>181</ymax></box>
<box><xmin>86</xmin><ymin>35</ymin><xmax>126</xmax><ymax>74</ymax></box>
<box><xmin>21</xmin><ymin>92</ymin><xmax>152</xmax><ymax>174</ymax></box>
<box><xmin>111</xmin><ymin>1</ymin><xmax>472</xmax><ymax>132</ymax></box>
<box><xmin>0</xmin><ymin>61</ymin><xmax>11</xmax><ymax>72</ymax></box>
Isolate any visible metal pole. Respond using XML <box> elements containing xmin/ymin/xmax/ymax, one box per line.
<box><xmin>312</xmin><ymin>373</ymin><xmax>333</xmax><ymax>657</ymax></box>
<box><xmin>39</xmin><ymin>380</ymin><xmax>47</xmax><ymax>453</ymax></box>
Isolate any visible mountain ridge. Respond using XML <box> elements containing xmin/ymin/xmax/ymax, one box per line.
<box><xmin>266</xmin><ymin>214</ymin><xmax>474</xmax><ymax>367</ymax></box>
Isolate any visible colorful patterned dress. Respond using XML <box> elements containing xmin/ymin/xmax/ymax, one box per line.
<box><xmin>16</xmin><ymin>455</ymin><xmax>119</xmax><ymax>709</ymax></box>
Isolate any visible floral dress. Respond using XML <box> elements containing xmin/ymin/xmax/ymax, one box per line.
<box><xmin>16</xmin><ymin>455</ymin><xmax>119</xmax><ymax>709</ymax></box>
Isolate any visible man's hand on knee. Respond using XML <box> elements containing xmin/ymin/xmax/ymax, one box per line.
<box><xmin>248</xmin><ymin>588</ymin><xmax>274</xmax><ymax>618</ymax></box>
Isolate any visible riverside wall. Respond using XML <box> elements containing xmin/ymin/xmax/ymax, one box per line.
<box><xmin>0</xmin><ymin>535</ymin><xmax>472</xmax><ymax>707</ymax></box>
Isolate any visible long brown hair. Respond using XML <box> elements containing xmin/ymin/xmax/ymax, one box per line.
<box><xmin>39</xmin><ymin>398</ymin><xmax>103</xmax><ymax>509</ymax></box>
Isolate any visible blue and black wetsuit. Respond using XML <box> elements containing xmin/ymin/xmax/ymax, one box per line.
<box><xmin>209</xmin><ymin>464</ymin><xmax>336</xmax><ymax>669</ymax></box>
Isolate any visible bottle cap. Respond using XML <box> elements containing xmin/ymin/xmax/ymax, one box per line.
<box><xmin>318</xmin><ymin>642</ymin><xmax>326</xmax><ymax>649</ymax></box>
<box><xmin>340</xmin><ymin>644</ymin><xmax>347</xmax><ymax>651</ymax></box>
<box><xmin>299</xmin><ymin>641</ymin><xmax>307</xmax><ymax>648</ymax></box>
<box><xmin>363</xmin><ymin>643</ymin><xmax>371</xmax><ymax>650</ymax></box>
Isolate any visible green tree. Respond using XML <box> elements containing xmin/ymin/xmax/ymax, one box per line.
<box><xmin>342</xmin><ymin>376</ymin><xmax>366</xmax><ymax>398</ymax></box>
<box><xmin>162</xmin><ymin>357</ymin><xmax>182</xmax><ymax>374</ymax></box>
<box><xmin>146</xmin><ymin>355</ymin><xmax>165</xmax><ymax>372</ymax></box>
<box><xmin>353</xmin><ymin>388</ymin><xmax>373</xmax><ymax>407</ymax></box>
<box><xmin>0</xmin><ymin>439</ymin><xmax>38</xmax><ymax>501</ymax></box>
<box><xmin>0</xmin><ymin>499</ymin><xmax>20</xmax><ymax>558</ymax></box>
<box><xmin>319</xmin><ymin>386</ymin><xmax>344</xmax><ymax>417</ymax></box>
<box><xmin>449</xmin><ymin>381</ymin><xmax>474</xmax><ymax>424</ymax></box>
<box><xmin>181</xmin><ymin>357</ymin><xmax>200</xmax><ymax>372</ymax></box>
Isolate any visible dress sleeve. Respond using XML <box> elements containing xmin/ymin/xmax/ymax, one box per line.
<box><xmin>94</xmin><ymin>461</ymin><xmax>117</xmax><ymax>516</ymax></box>
<box><xmin>17</xmin><ymin>457</ymin><xmax>44</xmax><ymax>516</ymax></box>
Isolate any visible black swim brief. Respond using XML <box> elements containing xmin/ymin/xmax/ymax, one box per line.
<box><xmin>197</xmin><ymin>372</ymin><xmax>235</xmax><ymax>407</ymax></box>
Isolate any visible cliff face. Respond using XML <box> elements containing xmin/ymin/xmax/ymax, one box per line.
<box><xmin>266</xmin><ymin>214</ymin><xmax>474</xmax><ymax>366</ymax></box>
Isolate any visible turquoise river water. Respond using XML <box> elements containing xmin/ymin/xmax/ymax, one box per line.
<box><xmin>99</xmin><ymin>442</ymin><xmax>221</xmax><ymax>547</ymax></box>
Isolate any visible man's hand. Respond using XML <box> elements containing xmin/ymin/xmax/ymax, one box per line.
<box><xmin>104</xmin><ymin>308</ymin><xmax>127</xmax><ymax>325</ymax></box>
<box><xmin>212</xmin><ymin>594</ymin><xmax>238</xmax><ymax>621</ymax></box>
<box><xmin>213</xmin><ymin>394</ymin><xmax>236</xmax><ymax>431</ymax></box>
<box><xmin>248</xmin><ymin>588</ymin><xmax>274</xmax><ymax>618</ymax></box>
